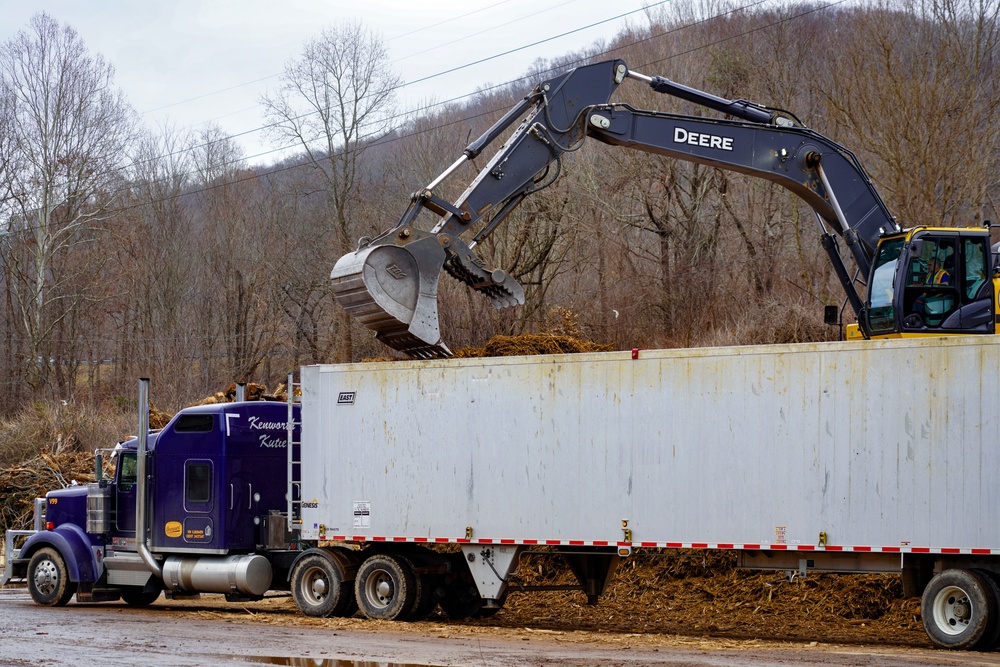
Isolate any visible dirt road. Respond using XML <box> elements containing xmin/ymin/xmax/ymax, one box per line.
<box><xmin>1</xmin><ymin>588</ymin><xmax>999</xmax><ymax>667</ymax></box>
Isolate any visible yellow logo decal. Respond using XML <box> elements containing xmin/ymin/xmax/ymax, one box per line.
<box><xmin>164</xmin><ymin>521</ymin><xmax>182</xmax><ymax>538</ymax></box>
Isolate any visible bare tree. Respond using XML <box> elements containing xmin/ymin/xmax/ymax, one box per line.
<box><xmin>260</xmin><ymin>21</ymin><xmax>401</xmax><ymax>362</ymax></box>
<box><xmin>0</xmin><ymin>13</ymin><xmax>137</xmax><ymax>393</ymax></box>
<box><xmin>190</xmin><ymin>125</ymin><xmax>283</xmax><ymax>385</ymax></box>
<box><xmin>825</xmin><ymin>0</ymin><xmax>1000</xmax><ymax>226</ymax></box>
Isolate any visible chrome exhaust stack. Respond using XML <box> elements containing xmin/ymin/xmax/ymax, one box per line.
<box><xmin>136</xmin><ymin>378</ymin><xmax>162</xmax><ymax>580</ymax></box>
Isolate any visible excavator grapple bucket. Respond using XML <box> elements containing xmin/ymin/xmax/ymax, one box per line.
<box><xmin>331</xmin><ymin>233</ymin><xmax>452</xmax><ymax>358</ymax></box>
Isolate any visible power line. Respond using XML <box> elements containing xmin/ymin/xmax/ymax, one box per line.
<box><xmin>2</xmin><ymin>1</ymin><xmax>840</xmax><ymax>240</ymax></box>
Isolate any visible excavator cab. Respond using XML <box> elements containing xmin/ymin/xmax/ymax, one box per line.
<box><xmin>864</xmin><ymin>228</ymin><xmax>996</xmax><ymax>337</ymax></box>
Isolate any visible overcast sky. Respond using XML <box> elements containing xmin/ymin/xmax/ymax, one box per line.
<box><xmin>0</xmin><ymin>0</ymin><xmax>669</xmax><ymax>166</ymax></box>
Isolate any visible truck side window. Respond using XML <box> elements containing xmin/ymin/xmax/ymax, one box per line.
<box><xmin>186</xmin><ymin>461</ymin><xmax>212</xmax><ymax>504</ymax></box>
<box><xmin>175</xmin><ymin>414</ymin><xmax>214</xmax><ymax>432</ymax></box>
<box><xmin>117</xmin><ymin>452</ymin><xmax>137</xmax><ymax>492</ymax></box>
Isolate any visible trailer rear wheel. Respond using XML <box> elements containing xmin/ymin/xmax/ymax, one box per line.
<box><xmin>972</xmin><ymin>569</ymin><xmax>1000</xmax><ymax>650</ymax></box>
<box><xmin>291</xmin><ymin>552</ymin><xmax>356</xmax><ymax>617</ymax></box>
<box><xmin>355</xmin><ymin>554</ymin><xmax>416</xmax><ymax>620</ymax></box>
<box><xmin>406</xmin><ymin>568</ymin><xmax>438</xmax><ymax>622</ymax></box>
<box><xmin>27</xmin><ymin>547</ymin><xmax>76</xmax><ymax>607</ymax></box>
<box><xmin>922</xmin><ymin>569</ymin><xmax>994</xmax><ymax>650</ymax></box>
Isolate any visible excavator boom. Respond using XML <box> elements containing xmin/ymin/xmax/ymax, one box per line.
<box><xmin>331</xmin><ymin>59</ymin><xmax>898</xmax><ymax>357</ymax></box>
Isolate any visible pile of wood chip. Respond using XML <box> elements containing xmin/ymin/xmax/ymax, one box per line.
<box><xmin>476</xmin><ymin>549</ymin><xmax>925</xmax><ymax>646</ymax></box>
<box><xmin>455</xmin><ymin>333</ymin><xmax>614</xmax><ymax>357</ymax></box>
<box><xmin>0</xmin><ymin>451</ymin><xmax>97</xmax><ymax>532</ymax></box>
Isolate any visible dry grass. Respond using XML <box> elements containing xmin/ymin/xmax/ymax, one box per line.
<box><xmin>0</xmin><ymin>400</ymin><xmax>134</xmax><ymax>470</ymax></box>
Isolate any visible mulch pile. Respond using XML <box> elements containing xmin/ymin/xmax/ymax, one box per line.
<box><xmin>476</xmin><ymin>548</ymin><xmax>926</xmax><ymax>646</ymax></box>
<box><xmin>455</xmin><ymin>334</ymin><xmax>614</xmax><ymax>357</ymax></box>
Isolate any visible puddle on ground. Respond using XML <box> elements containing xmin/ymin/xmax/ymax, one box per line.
<box><xmin>230</xmin><ymin>658</ymin><xmax>435</xmax><ymax>667</ymax></box>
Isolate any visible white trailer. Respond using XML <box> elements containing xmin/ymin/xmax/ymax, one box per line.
<box><xmin>291</xmin><ymin>335</ymin><xmax>1000</xmax><ymax>649</ymax></box>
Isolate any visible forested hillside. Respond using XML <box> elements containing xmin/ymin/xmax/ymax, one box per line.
<box><xmin>0</xmin><ymin>0</ymin><xmax>996</xmax><ymax>418</ymax></box>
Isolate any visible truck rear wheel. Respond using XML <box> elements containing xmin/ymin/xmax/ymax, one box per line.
<box><xmin>355</xmin><ymin>553</ymin><xmax>416</xmax><ymax>620</ymax></box>
<box><xmin>922</xmin><ymin>568</ymin><xmax>995</xmax><ymax>650</ymax></box>
<box><xmin>27</xmin><ymin>547</ymin><xmax>76</xmax><ymax>607</ymax></box>
<box><xmin>291</xmin><ymin>552</ymin><xmax>356</xmax><ymax>617</ymax></box>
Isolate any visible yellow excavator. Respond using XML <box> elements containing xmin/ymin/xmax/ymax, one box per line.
<box><xmin>330</xmin><ymin>59</ymin><xmax>997</xmax><ymax>357</ymax></box>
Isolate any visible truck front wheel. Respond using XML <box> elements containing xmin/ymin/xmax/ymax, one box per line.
<box><xmin>27</xmin><ymin>547</ymin><xmax>76</xmax><ymax>607</ymax></box>
<box><xmin>922</xmin><ymin>568</ymin><xmax>996</xmax><ymax>650</ymax></box>
<box><xmin>355</xmin><ymin>553</ymin><xmax>416</xmax><ymax>620</ymax></box>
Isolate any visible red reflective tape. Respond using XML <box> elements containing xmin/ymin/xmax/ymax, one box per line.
<box><xmin>500</xmin><ymin>539</ymin><xmax>516</xmax><ymax>545</ymax></box>
<box><xmin>941</xmin><ymin>548</ymin><xmax>961</xmax><ymax>554</ymax></box>
<box><xmin>456</xmin><ymin>538</ymin><xmax>471</xmax><ymax>544</ymax></box>
<box><xmin>912</xmin><ymin>547</ymin><xmax>931</xmax><ymax>553</ymax></box>
<box><xmin>434</xmin><ymin>537</ymin><xmax>450</xmax><ymax>543</ymax></box>
<box><xmin>854</xmin><ymin>546</ymin><xmax>872</xmax><ymax>552</ymax></box>
<box><xmin>640</xmin><ymin>542</ymin><xmax>658</xmax><ymax>548</ymax></box>
<box><xmin>743</xmin><ymin>544</ymin><xmax>761</xmax><ymax>550</ymax></box>
<box><xmin>825</xmin><ymin>545</ymin><xmax>843</xmax><ymax>551</ymax></box>
<box><xmin>352</xmin><ymin>536</ymin><xmax>366</xmax><ymax>541</ymax></box>
<box><xmin>797</xmin><ymin>545</ymin><xmax>815</xmax><ymax>551</ymax></box>
<box><xmin>691</xmin><ymin>543</ymin><xmax>708</xmax><ymax>549</ymax></box>
<box><xmin>717</xmin><ymin>543</ymin><xmax>734</xmax><ymax>549</ymax></box>
<box><xmin>392</xmin><ymin>537</ymin><xmax>407</xmax><ymax>542</ymax></box>
<box><xmin>331</xmin><ymin>535</ymin><xmax>346</xmax><ymax>541</ymax></box>
<box><xmin>372</xmin><ymin>536</ymin><xmax>387</xmax><ymax>542</ymax></box>
<box><xmin>594</xmin><ymin>541</ymin><xmax>609</xmax><ymax>546</ymax></box>
<box><xmin>477</xmin><ymin>538</ymin><xmax>493</xmax><ymax>544</ymax></box>
<box><xmin>665</xmin><ymin>542</ymin><xmax>684</xmax><ymax>548</ymax></box>
<box><xmin>882</xmin><ymin>547</ymin><xmax>901</xmax><ymax>553</ymax></box>
<box><xmin>972</xmin><ymin>549</ymin><xmax>992</xmax><ymax>555</ymax></box>
<box><xmin>523</xmin><ymin>539</ymin><xmax>538</xmax><ymax>545</ymax></box>
<box><xmin>569</xmin><ymin>540</ymin><xmax>585</xmax><ymax>546</ymax></box>
<box><xmin>770</xmin><ymin>544</ymin><xmax>788</xmax><ymax>550</ymax></box>
<box><xmin>545</xmin><ymin>540</ymin><xmax>561</xmax><ymax>545</ymax></box>
<box><xmin>413</xmin><ymin>537</ymin><xmax>428</xmax><ymax>542</ymax></box>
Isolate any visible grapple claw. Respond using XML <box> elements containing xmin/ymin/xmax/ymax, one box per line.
<box><xmin>331</xmin><ymin>233</ymin><xmax>451</xmax><ymax>358</ymax></box>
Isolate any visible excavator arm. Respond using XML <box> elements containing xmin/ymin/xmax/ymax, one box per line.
<box><xmin>332</xmin><ymin>59</ymin><xmax>898</xmax><ymax>357</ymax></box>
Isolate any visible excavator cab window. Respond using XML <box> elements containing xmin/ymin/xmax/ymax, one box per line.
<box><xmin>867</xmin><ymin>238</ymin><xmax>904</xmax><ymax>334</ymax></box>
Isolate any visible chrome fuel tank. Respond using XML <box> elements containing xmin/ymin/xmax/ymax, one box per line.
<box><xmin>162</xmin><ymin>554</ymin><xmax>271</xmax><ymax>596</ymax></box>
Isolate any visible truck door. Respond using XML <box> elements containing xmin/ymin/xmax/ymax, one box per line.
<box><xmin>114</xmin><ymin>451</ymin><xmax>137</xmax><ymax>534</ymax></box>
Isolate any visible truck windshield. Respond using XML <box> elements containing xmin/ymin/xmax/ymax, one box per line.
<box><xmin>867</xmin><ymin>238</ymin><xmax>905</xmax><ymax>333</ymax></box>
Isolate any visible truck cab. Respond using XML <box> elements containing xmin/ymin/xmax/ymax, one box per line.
<box><xmin>8</xmin><ymin>401</ymin><xmax>298</xmax><ymax>606</ymax></box>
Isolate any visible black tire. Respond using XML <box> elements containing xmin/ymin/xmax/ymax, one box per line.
<box><xmin>354</xmin><ymin>553</ymin><xmax>417</xmax><ymax>620</ymax></box>
<box><xmin>922</xmin><ymin>568</ymin><xmax>994</xmax><ymax>650</ymax></box>
<box><xmin>27</xmin><ymin>547</ymin><xmax>76</xmax><ymax>607</ymax></box>
<box><xmin>973</xmin><ymin>569</ymin><xmax>1000</xmax><ymax>650</ymax></box>
<box><xmin>121</xmin><ymin>585</ymin><xmax>162</xmax><ymax>607</ymax></box>
<box><xmin>405</xmin><ymin>567</ymin><xmax>439</xmax><ymax>622</ymax></box>
<box><xmin>438</xmin><ymin>582</ymin><xmax>483</xmax><ymax>620</ymax></box>
<box><xmin>291</xmin><ymin>552</ymin><xmax>356</xmax><ymax>618</ymax></box>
